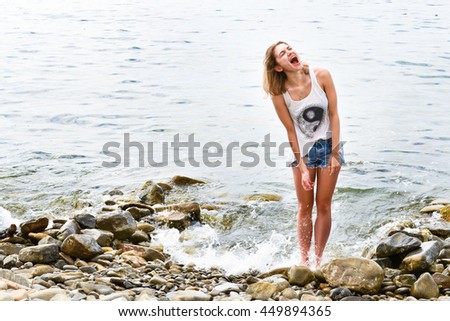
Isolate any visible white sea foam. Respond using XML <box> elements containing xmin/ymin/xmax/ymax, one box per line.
<box><xmin>0</xmin><ymin>207</ymin><xmax>20</xmax><ymax>230</ymax></box>
<box><xmin>154</xmin><ymin>224</ymin><xmax>300</xmax><ymax>275</ymax></box>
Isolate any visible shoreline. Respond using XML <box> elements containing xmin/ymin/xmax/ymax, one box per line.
<box><xmin>0</xmin><ymin>175</ymin><xmax>449</xmax><ymax>301</ymax></box>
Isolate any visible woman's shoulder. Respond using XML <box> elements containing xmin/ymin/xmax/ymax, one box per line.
<box><xmin>313</xmin><ymin>66</ymin><xmax>333</xmax><ymax>86</ymax></box>
<box><xmin>313</xmin><ymin>66</ymin><xmax>331</xmax><ymax>77</ymax></box>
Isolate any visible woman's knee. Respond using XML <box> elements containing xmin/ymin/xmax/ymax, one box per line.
<box><xmin>316</xmin><ymin>200</ymin><xmax>331</xmax><ymax>214</ymax></box>
<box><xmin>297</xmin><ymin>203</ymin><xmax>313</xmax><ymax>216</ymax></box>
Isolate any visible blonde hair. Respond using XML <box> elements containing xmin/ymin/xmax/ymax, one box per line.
<box><xmin>263</xmin><ymin>41</ymin><xmax>309</xmax><ymax>96</ymax></box>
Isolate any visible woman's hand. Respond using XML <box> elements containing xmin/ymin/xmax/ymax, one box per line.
<box><xmin>300</xmin><ymin>167</ymin><xmax>315</xmax><ymax>191</ymax></box>
<box><xmin>328</xmin><ymin>153</ymin><xmax>341</xmax><ymax>175</ymax></box>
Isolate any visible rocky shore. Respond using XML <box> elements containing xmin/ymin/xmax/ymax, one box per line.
<box><xmin>0</xmin><ymin>175</ymin><xmax>449</xmax><ymax>301</ymax></box>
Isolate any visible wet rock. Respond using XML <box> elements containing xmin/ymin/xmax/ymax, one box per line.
<box><xmin>243</xmin><ymin>193</ymin><xmax>281</xmax><ymax>202</ymax></box>
<box><xmin>61</xmin><ymin>235</ymin><xmax>103</xmax><ymax>260</ymax></box>
<box><xmin>0</xmin><ymin>243</ymin><xmax>26</xmax><ymax>255</ymax></box>
<box><xmin>375</xmin><ymin>232</ymin><xmax>422</xmax><ymax>257</ymax></box>
<box><xmin>263</xmin><ymin>275</ymin><xmax>290</xmax><ymax>292</ymax></box>
<box><xmin>156</xmin><ymin>182</ymin><xmax>172</xmax><ymax>192</ymax></box>
<box><xmin>438</xmin><ymin>248</ymin><xmax>450</xmax><ymax>259</ymax></box>
<box><xmin>440</xmin><ymin>206</ymin><xmax>450</xmax><ymax>222</ymax></box>
<box><xmin>420</xmin><ymin>205</ymin><xmax>444</xmax><ymax>213</ymax></box>
<box><xmin>431</xmin><ymin>199</ymin><xmax>450</xmax><ymax>205</ymax></box>
<box><xmin>38</xmin><ymin>235</ymin><xmax>62</xmax><ymax>247</ymax></box>
<box><xmin>137</xmin><ymin>223</ymin><xmax>155</xmax><ymax>233</ymax></box>
<box><xmin>120</xmin><ymin>202</ymin><xmax>154</xmax><ymax>212</ymax></box>
<box><xmin>166</xmin><ymin>212</ymin><xmax>191</xmax><ymax>231</ymax></box>
<box><xmin>154</xmin><ymin>202</ymin><xmax>201</xmax><ymax>222</ymax></box>
<box><xmin>0</xmin><ymin>236</ymin><xmax>28</xmax><ymax>244</ymax></box>
<box><xmin>169</xmin><ymin>175</ymin><xmax>206</xmax><ymax>186</ymax></box>
<box><xmin>75</xmin><ymin>214</ymin><xmax>96</xmax><ymax>229</ymax></box>
<box><xmin>257</xmin><ymin>267</ymin><xmax>289</xmax><ymax>279</ymax></box>
<box><xmin>321</xmin><ymin>258</ymin><xmax>384</xmax><ymax>294</ymax></box>
<box><xmin>246</xmin><ymin>281</ymin><xmax>278</xmax><ymax>300</ymax></box>
<box><xmin>407</xmin><ymin>229</ymin><xmax>431</xmax><ymax>242</ymax></box>
<box><xmin>200</xmin><ymin>204</ymin><xmax>219</xmax><ymax>211</ymax></box>
<box><xmin>432</xmin><ymin>273</ymin><xmax>450</xmax><ymax>288</ymax></box>
<box><xmin>18</xmin><ymin>244</ymin><xmax>59</xmax><ymax>264</ymax></box>
<box><xmin>129</xmin><ymin>230</ymin><xmax>150</xmax><ymax>244</ymax></box>
<box><xmin>81</xmin><ymin>229</ymin><xmax>114</xmax><ymax>247</ymax></box>
<box><xmin>288</xmin><ymin>265</ymin><xmax>315</xmax><ymax>286</ymax></box>
<box><xmin>411</xmin><ymin>273</ymin><xmax>439</xmax><ymax>299</ymax></box>
<box><xmin>139</xmin><ymin>181</ymin><xmax>165</xmax><ymax>205</ymax></box>
<box><xmin>127</xmin><ymin>207</ymin><xmax>154</xmax><ymax>220</ymax></box>
<box><xmin>107</xmin><ymin>188</ymin><xmax>124</xmax><ymax>196</ymax></box>
<box><xmin>425</xmin><ymin>225</ymin><xmax>450</xmax><ymax>238</ymax></box>
<box><xmin>56</xmin><ymin>220</ymin><xmax>81</xmax><ymax>242</ymax></box>
<box><xmin>393</xmin><ymin>274</ymin><xmax>416</xmax><ymax>288</ymax></box>
<box><xmin>166</xmin><ymin>290</ymin><xmax>211</xmax><ymax>301</ymax></box>
<box><xmin>400</xmin><ymin>241</ymin><xmax>443</xmax><ymax>272</ymax></box>
<box><xmin>73</xmin><ymin>199</ymin><xmax>93</xmax><ymax>210</ymax></box>
<box><xmin>3</xmin><ymin>255</ymin><xmax>19</xmax><ymax>268</ymax></box>
<box><xmin>281</xmin><ymin>288</ymin><xmax>298</xmax><ymax>299</ymax></box>
<box><xmin>96</xmin><ymin>210</ymin><xmax>137</xmax><ymax>240</ymax></box>
<box><xmin>121</xmin><ymin>251</ymin><xmax>148</xmax><ymax>268</ymax></box>
<box><xmin>142</xmin><ymin>248</ymin><xmax>166</xmax><ymax>262</ymax></box>
<box><xmin>330</xmin><ymin>287</ymin><xmax>353</xmax><ymax>301</ymax></box>
<box><xmin>372</xmin><ymin>257</ymin><xmax>394</xmax><ymax>269</ymax></box>
<box><xmin>19</xmin><ymin>217</ymin><xmax>49</xmax><ymax>235</ymax></box>
<box><xmin>0</xmin><ymin>224</ymin><xmax>17</xmax><ymax>239</ymax></box>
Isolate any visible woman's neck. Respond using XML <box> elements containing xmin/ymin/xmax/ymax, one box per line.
<box><xmin>285</xmin><ymin>68</ymin><xmax>309</xmax><ymax>87</ymax></box>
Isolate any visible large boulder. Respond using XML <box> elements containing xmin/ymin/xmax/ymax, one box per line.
<box><xmin>74</xmin><ymin>213</ymin><xmax>96</xmax><ymax>229</ymax></box>
<box><xmin>81</xmin><ymin>229</ymin><xmax>114</xmax><ymax>247</ymax></box>
<box><xmin>18</xmin><ymin>244</ymin><xmax>59</xmax><ymax>264</ymax></box>
<box><xmin>61</xmin><ymin>234</ymin><xmax>103</xmax><ymax>260</ymax></box>
<box><xmin>0</xmin><ymin>243</ymin><xmax>26</xmax><ymax>255</ymax></box>
<box><xmin>400</xmin><ymin>241</ymin><xmax>443</xmax><ymax>272</ymax></box>
<box><xmin>375</xmin><ymin>232</ymin><xmax>422</xmax><ymax>257</ymax></box>
<box><xmin>96</xmin><ymin>210</ymin><xmax>137</xmax><ymax>240</ymax></box>
<box><xmin>411</xmin><ymin>273</ymin><xmax>439</xmax><ymax>299</ymax></box>
<box><xmin>139</xmin><ymin>181</ymin><xmax>165</xmax><ymax>205</ymax></box>
<box><xmin>288</xmin><ymin>265</ymin><xmax>315</xmax><ymax>286</ymax></box>
<box><xmin>321</xmin><ymin>258</ymin><xmax>384</xmax><ymax>294</ymax></box>
<box><xmin>169</xmin><ymin>175</ymin><xmax>206</xmax><ymax>186</ymax></box>
<box><xmin>154</xmin><ymin>202</ymin><xmax>201</xmax><ymax>222</ymax></box>
<box><xmin>246</xmin><ymin>281</ymin><xmax>278</xmax><ymax>300</ymax></box>
<box><xmin>56</xmin><ymin>220</ymin><xmax>81</xmax><ymax>241</ymax></box>
<box><xmin>19</xmin><ymin>217</ymin><xmax>49</xmax><ymax>235</ymax></box>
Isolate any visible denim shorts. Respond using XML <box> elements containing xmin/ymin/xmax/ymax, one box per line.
<box><xmin>290</xmin><ymin>138</ymin><xmax>345</xmax><ymax>168</ymax></box>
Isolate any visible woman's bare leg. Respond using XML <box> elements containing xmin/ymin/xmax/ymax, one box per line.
<box><xmin>314</xmin><ymin>167</ymin><xmax>340</xmax><ymax>267</ymax></box>
<box><xmin>292</xmin><ymin>165</ymin><xmax>317</xmax><ymax>266</ymax></box>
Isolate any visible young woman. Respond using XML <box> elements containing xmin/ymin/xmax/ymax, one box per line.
<box><xmin>263</xmin><ymin>41</ymin><xmax>345</xmax><ymax>267</ymax></box>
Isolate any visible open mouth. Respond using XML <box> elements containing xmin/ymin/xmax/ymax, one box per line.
<box><xmin>289</xmin><ymin>55</ymin><xmax>300</xmax><ymax>64</ymax></box>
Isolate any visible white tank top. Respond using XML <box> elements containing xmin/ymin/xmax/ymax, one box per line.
<box><xmin>283</xmin><ymin>66</ymin><xmax>331</xmax><ymax>162</ymax></box>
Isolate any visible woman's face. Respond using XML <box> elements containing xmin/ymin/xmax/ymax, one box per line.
<box><xmin>273</xmin><ymin>43</ymin><xmax>302</xmax><ymax>72</ymax></box>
